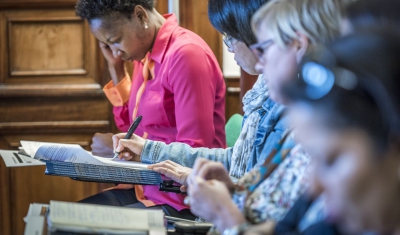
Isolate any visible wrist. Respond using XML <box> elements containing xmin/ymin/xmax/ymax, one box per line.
<box><xmin>136</xmin><ymin>136</ymin><xmax>146</xmax><ymax>156</ymax></box>
<box><xmin>214</xmin><ymin>201</ymin><xmax>245</xmax><ymax>232</ymax></box>
<box><xmin>108</xmin><ymin>63</ymin><xmax>126</xmax><ymax>85</ymax></box>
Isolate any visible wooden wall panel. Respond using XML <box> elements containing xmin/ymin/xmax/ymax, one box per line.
<box><xmin>0</xmin><ymin>137</ymin><xmax>12</xmax><ymax>235</ymax></box>
<box><xmin>1</xmin><ymin>9</ymin><xmax>98</xmax><ymax>85</ymax></box>
<box><xmin>225</xmin><ymin>77</ymin><xmax>242</xmax><ymax>118</ymax></box>
<box><xmin>179</xmin><ymin>0</ymin><xmax>222</xmax><ymax>67</ymax></box>
<box><xmin>155</xmin><ymin>0</ymin><xmax>169</xmax><ymax>14</ymax></box>
<box><xmin>0</xmin><ymin>97</ymin><xmax>109</xmax><ymax>123</ymax></box>
<box><xmin>0</xmin><ymin>5</ymin><xmax>112</xmax><ymax>235</ymax></box>
<box><xmin>10</xmin><ymin>166</ymin><xmax>100</xmax><ymax>235</ymax></box>
<box><xmin>240</xmin><ymin>69</ymin><xmax>258</xmax><ymax>102</ymax></box>
<box><xmin>9</xmin><ymin>20</ymin><xmax>84</xmax><ymax>76</ymax></box>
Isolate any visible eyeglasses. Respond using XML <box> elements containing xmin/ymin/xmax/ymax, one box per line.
<box><xmin>249</xmin><ymin>39</ymin><xmax>274</xmax><ymax>59</ymax></box>
<box><xmin>223</xmin><ymin>35</ymin><xmax>238</xmax><ymax>49</ymax></box>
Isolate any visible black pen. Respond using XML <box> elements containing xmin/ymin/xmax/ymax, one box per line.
<box><xmin>112</xmin><ymin>115</ymin><xmax>143</xmax><ymax>160</ymax></box>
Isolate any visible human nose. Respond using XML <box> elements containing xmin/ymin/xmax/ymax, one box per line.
<box><xmin>254</xmin><ymin>60</ymin><xmax>264</xmax><ymax>74</ymax></box>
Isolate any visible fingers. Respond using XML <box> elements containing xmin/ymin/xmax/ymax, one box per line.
<box><xmin>197</xmin><ymin>161</ymin><xmax>226</xmax><ymax>180</ymax></box>
<box><xmin>147</xmin><ymin>160</ymin><xmax>177</xmax><ymax>169</ymax></box>
<box><xmin>188</xmin><ymin>176</ymin><xmax>206</xmax><ymax>194</ymax></box>
<box><xmin>147</xmin><ymin>160</ymin><xmax>190</xmax><ymax>185</ymax></box>
<box><xmin>114</xmin><ymin>134</ymin><xmax>145</xmax><ymax>155</ymax></box>
<box><xmin>188</xmin><ymin>159</ymin><xmax>227</xmax><ymax>186</ymax></box>
<box><xmin>189</xmin><ymin>158</ymin><xmax>210</xmax><ymax>185</ymax></box>
<box><xmin>112</xmin><ymin>133</ymin><xmax>126</xmax><ymax>150</ymax></box>
<box><xmin>115</xmin><ymin>139</ymin><xmax>137</xmax><ymax>154</ymax></box>
<box><xmin>120</xmin><ymin>152</ymin><xmax>133</xmax><ymax>161</ymax></box>
<box><xmin>180</xmin><ymin>185</ymin><xmax>187</xmax><ymax>193</ymax></box>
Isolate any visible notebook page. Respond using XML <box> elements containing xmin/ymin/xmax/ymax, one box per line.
<box><xmin>34</xmin><ymin>144</ymin><xmax>104</xmax><ymax>165</ymax></box>
<box><xmin>49</xmin><ymin>201</ymin><xmax>164</xmax><ymax>231</ymax></box>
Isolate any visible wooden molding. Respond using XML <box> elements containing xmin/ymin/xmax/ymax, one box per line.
<box><xmin>0</xmin><ymin>121</ymin><xmax>110</xmax><ymax>134</ymax></box>
<box><xmin>0</xmin><ymin>84</ymin><xmax>104</xmax><ymax>97</ymax></box>
<box><xmin>0</xmin><ymin>1</ymin><xmax>76</xmax><ymax>9</ymax></box>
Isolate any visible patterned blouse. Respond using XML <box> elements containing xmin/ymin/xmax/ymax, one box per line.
<box><xmin>232</xmin><ymin>133</ymin><xmax>311</xmax><ymax>224</ymax></box>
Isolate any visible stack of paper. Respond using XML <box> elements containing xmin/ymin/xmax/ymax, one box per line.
<box><xmin>24</xmin><ymin>201</ymin><xmax>166</xmax><ymax>235</ymax></box>
<box><xmin>18</xmin><ymin>141</ymin><xmax>162</xmax><ymax>185</ymax></box>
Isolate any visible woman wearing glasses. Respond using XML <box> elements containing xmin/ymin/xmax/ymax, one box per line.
<box><xmin>76</xmin><ymin>0</ymin><xmax>226</xmax><ymax>219</ymax></box>
<box><xmin>80</xmin><ymin>0</ymin><xmax>284</xmax><ymax>219</ymax></box>
<box><xmin>185</xmin><ymin>0</ymin><xmax>344</xmax><ymax>233</ymax></box>
<box><xmin>113</xmin><ymin>0</ymin><xmax>285</xmax><ymax>181</ymax></box>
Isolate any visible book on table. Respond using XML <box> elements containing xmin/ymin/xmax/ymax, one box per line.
<box><xmin>18</xmin><ymin>140</ymin><xmax>162</xmax><ymax>185</ymax></box>
<box><xmin>24</xmin><ymin>201</ymin><xmax>166</xmax><ymax>235</ymax></box>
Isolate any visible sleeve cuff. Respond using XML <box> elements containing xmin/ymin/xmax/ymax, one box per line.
<box><xmin>141</xmin><ymin>140</ymin><xmax>161</xmax><ymax>164</ymax></box>
<box><xmin>103</xmin><ymin>76</ymin><xmax>132</xmax><ymax>106</ymax></box>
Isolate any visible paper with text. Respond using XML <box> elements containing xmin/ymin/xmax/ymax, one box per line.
<box><xmin>49</xmin><ymin>201</ymin><xmax>165</xmax><ymax>234</ymax></box>
<box><xmin>21</xmin><ymin>141</ymin><xmax>151</xmax><ymax>170</ymax></box>
<box><xmin>0</xmin><ymin>150</ymin><xmax>45</xmax><ymax>167</ymax></box>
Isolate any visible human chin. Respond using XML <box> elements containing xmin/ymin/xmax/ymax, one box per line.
<box><xmin>241</xmin><ymin>64</ymin><xmax>258</xmax><ymax>75</ymax></box>
<box><xmin>268</xmin><ymin>89</ymin><xmax>283</xmax><ymax>104</ymax></box>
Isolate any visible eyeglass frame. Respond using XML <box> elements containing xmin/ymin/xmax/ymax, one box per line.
<box><xmin>223</xmin><ymin>35</ymin><xmax>239</xmax><ymax>49</ymax></box>
<box><xmin>249</xmin><ymin>39</ymin><xmax>274</xmax><ymax>60</ymax></box>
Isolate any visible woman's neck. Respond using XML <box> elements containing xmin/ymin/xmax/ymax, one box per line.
<box><xmin>148</xmin><ymin>10</ymin><xmax>166</xmax><ymax>52</ymax></box>
<box><xmin>150</xmin><ymin>10</ymin><xmax>166</xmax><ymax>30</ymax></box>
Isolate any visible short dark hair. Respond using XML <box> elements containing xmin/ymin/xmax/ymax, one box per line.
<box><xmin>345</xmin><ymin>0</ymin><xmax>400</xmax><ymax>31</ymax></box>
<box><xmin>208</xmin><ymin>0</ymin><xmax>269</xmax><ymax>46</ymax></box>
<box><xmin>284</xmin><ymin>30</ymin><xmax>400</xmax><ymax>152</ymax></box>
<box><xmin>76</xmin><ymin>0</ymin><xmax>154</xmax><ymax>21</ymax></box>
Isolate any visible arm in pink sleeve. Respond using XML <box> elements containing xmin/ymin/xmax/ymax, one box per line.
<box><xmin>103</xmin><ymin>76</ymin><xmax>132</xmax><ymax>132</ymax></box>
<box><xmin>168</xmin><ymin>44</ymin><xmax>225</xmax><ymax>147</ymax></box>
<box><xmin>113</xmin><ymin>106</ymin><xmax>130</xmax><ymax>132</ymax></box>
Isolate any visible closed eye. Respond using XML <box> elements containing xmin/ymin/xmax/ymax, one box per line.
<box><xmin>107</xmin><ymin>36</ymin><xmax>121</xmax><ymax>44</ymax></box>
<box><xmin>111</xmin><ymin>37</ymin><xmax>121</xmax><ymax>44</ymax></box>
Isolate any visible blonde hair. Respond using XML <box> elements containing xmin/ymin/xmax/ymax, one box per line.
<box><xmin>251</xmin><ymin>0</ymin><xmax>344</xmax><ymax>48</ymax></box>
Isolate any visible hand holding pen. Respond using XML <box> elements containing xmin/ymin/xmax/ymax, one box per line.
<box><xmin>112</xmin><ymin>116</ymin><xmax>143</xmax><ymax>160</ymax></box>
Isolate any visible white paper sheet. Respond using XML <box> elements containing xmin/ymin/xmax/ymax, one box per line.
<box><xmin>48</xmin><ymin>201</ymin><xmax>165</xmax><ymax>234</ymax></box>
<box><xmin>0</xmin><ymin>150</ymin><xmax>45</xmax><ymax>167</ymax></box>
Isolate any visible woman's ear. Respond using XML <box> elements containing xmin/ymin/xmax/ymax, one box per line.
<box><xmin>133</xmin><ymin>5</ymin><xmax>149</xmax><ymax>24</ymax></box>
<box><xmin>295</xmin><ymin>32</ymin><xmax>309</xmax><ymax>63</ymax></box>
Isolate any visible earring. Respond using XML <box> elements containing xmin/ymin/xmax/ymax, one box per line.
<box><xmin>144</xmin><ymin>22</ymin><xmax>148</xmax><ymax>29</ymax></box>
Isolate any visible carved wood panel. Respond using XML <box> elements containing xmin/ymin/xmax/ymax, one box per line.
<box><xmin>0</xmin><ymin>5</ymin><xmax>112</xmax><ymax>235</ymax></box>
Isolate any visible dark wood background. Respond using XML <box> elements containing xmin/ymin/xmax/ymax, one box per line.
<box><xmin>0</xmin><ymin>1</ymin><xmax>255</xmax><ymax>234</ymax></box>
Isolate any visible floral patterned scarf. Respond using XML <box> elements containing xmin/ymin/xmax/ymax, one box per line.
<box><xmin>229</xmin><ymin>74</ymin><xmax>269</xmax><ymax>178</ymax></box>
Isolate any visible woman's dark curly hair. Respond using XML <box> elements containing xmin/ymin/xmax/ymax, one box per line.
<box><xmin>76</xmin><ymin>0</ymin><xmax>154</xmax><ymax>21</ymax></box>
